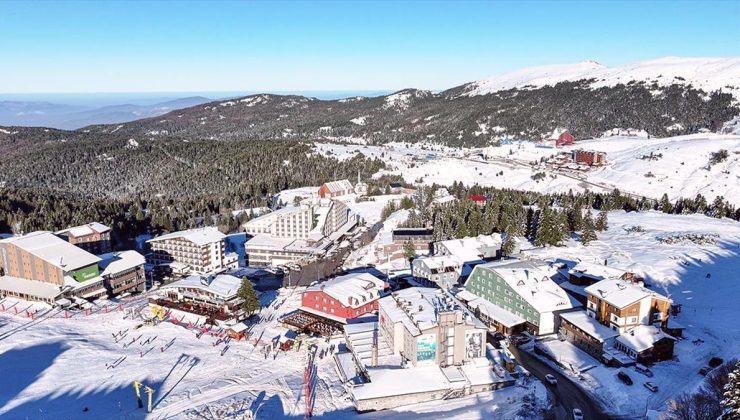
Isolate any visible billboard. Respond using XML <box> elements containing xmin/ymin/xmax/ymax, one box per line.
<box><xmin>416</xmin><ymin>334</ymin><xmax>437</xmax><ymax>364</ymax></box>
<box><xmin>465</xmin><ymin>331</ymin><xmax>483</xmax><ymax>360</ymax></box>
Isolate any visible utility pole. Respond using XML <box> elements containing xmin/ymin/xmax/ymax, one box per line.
<box><xmin>133</xmin><ymin>381</ymin><xmax>143</xmax><ymax>408</ymax></box>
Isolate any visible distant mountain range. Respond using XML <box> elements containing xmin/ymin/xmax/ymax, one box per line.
<box><xmin>77</xmin><ymin>57</ymin><xmax>739</xmax><ymax>147</ymax></box>
<box><xmin>0</xmin><ymin>96</ymin><xmax>211</xmax><ymax>129</ymax></box>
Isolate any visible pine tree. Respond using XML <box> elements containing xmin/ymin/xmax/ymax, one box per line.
<box><xmin>581</xmin><ymin>211</ymin><xmax>598</xmax><ymax>246</ymax></box>
<box><xmin>403</xmin><ymin>240</ymin><xmax>416</xmax><ymax>261</ymax></box>
<box><xmin>501</xmin><ymin>233</ymin><xmax>516</xmax><ymax>256</ymax></box>
<box><xmin>723</xmin><ymin>361</ymin><xmax>740</xmax><ymax>417</ymax></box>
<box><xmin>595</xmin><ymin>211</ymin><xmax>608</xmax><ymax>232</ymax></box>
<box><xmin>660</xmin><ymin>193</ymin><xmax>673</xmax><ymax>214</ymax></box>
<box><xmin>238</xmin><ymin>277</ymin><xmax>261</xmax><ymax>318</ymax></box>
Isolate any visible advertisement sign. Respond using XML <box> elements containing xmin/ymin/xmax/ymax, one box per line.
<box><xmin>416</xmin><ymin>334</ymin><xmax>437</xmax><ymax>364</ymax></box>
<box><xmin>465</xmin><ymin>331</ymin><xmax>483</xmax><ymax>360</ymax></box>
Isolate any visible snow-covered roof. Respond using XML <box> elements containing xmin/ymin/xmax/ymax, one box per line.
<box><xmin>243</xmin><ymin>205</ymin><xmax>309</xmax><ymax>225</ymax></box>
<box><xmin>161</xmin><ymin>274</ymin><xmax>242</xmax><ymax>299</ymax></box>
<box><xmin>585</xmin><ymin>279</ymin><xmax>670</xmax><ymax>309</ymax></box>
<box><xmin>415</xmin><ymin>255</ymin><xmax>462</xmax><ymax>271</ymax></box>
<box><xmin>321</xmin><ymin>179</ymin><xmax>353</xmax><ymax>194</ymax></box>
<box><xmin>432</xmin><ymin>195</ymin><xmax>457</xmax><ymax>205</ymax></box>
<box><xmin>569</xmin><ymin>261</ymin><xmax>628</xmax><ymax>281</ymax></box>
<box><xmin>379</xmin><ymin>287</ymin><xmax>485</xmax><ymax>336</ymax></box>
<box><xmin>1</xmin><ymin>231</ymin><xmax>101</xmax><ymax>271</ymax></box>
<box><xmin>463</xmin><ymin>293</ymin><xmax>526</xmax><ymax>327</ymax></box>
<box><xmin>475</xmin><ymin>259</ymin><xmax>575</xmax><ymax>314</ymax></box>
<box><xmin>352</xmin><ymin>365</ymin><xmax>451</xmax><ymax>401</ymax></box>
<box><xmin>560</xmin><ymin>310</ymin><xmax>619</xmax><ymax>342</ymax></box>
<box><xmin>58</xmin><ymin>222</ymin><xmax>111</xmax><ymax>238</ymax></box>
<box><xmin>616</xmin><ymin>325</ymin><xmax>675</xmax><ymax>353</ymax></box>
<box><xmin>0</xmin><ymin>275</ymin><xmax>64</xmax><ymax>300</ymax></box>
<box><xmin>147</xmin><ymin>227</ymin><xmax>224</xmax><ymax>246</ymax></box>
<box><xmin>307</xmin><ymin>272</ymin><xmax>385</xmax><ymax>308</ymax></box>
<box><xmin>98</xmin><ymin>251</ymin><xmax>145</xmax><ymax>276</ymax></box>
<box><xmin>436</xmin><ymin>234</ymin><xmax>502</xmax><ymax>262</ymax></box>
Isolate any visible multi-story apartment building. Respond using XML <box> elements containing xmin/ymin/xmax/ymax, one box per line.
<box><xmin>584</xmin><ymin>279</ymin><xmax>671</xmax><ymax>333</ymax></box>
<box><xmin>301</xmin><ymin>272</ymin><xmax>386</xmax><ymax>323</ymax></box>
<box><xmin>243</xmin><ymin>205</ymin><xmax>315</xmax><ymax>239</ymax></box>
<box><xmin>411</xmin><ymin>255</ymin><xmax>463</xmax><ymax>290</ymax></box>
<box><xmin>244</xmin><ymin>199</ymin><xmax>354</xmax><ymax>267</ymax></box>
<box><xmin>378</xmin><ymin>287</ymin><xmax>488</xmax><ymax>367</ymax></box>
<box><xmin>56</xmin><ymin>222</ymin><xmax>112</xmax><ymax>255</ymax></box>
<box><xmin>147</xmin><ymin>227</ymin><xmax>238</xmax><ymax>275</ymax></box>
<box><xmin>0</xmin><ymin>231</ymin><xmax>102</xmax><ymax>285</ymax></box>
<box><xmin>463</xmin><ymin>259</ymin><xmax>576</xmax><ymax>335</ymax></box>
<box><xmin>0</xmin><ymin>231</ymin><xmax>146</xmax><ymax>303</ymax></box>
<box><xmin>157</xmin><ymin>274</ymin><xmax>244</xmax><ymax>319</ymax></box>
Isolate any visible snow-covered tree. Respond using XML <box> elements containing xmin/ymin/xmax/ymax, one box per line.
<box><xmin>723</xmin><ymin>361</ymin><xmax>740</xmax><ymax>417</ymax></box>
<box><xmin>581</xmin><ymin>211</ymin><xmax>598</xmax><ymax>246</ymax></box>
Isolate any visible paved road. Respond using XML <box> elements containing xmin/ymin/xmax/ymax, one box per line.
<box><xmin>508</xmin><ymin>343</ymin><xmax>618</xmax><ymax>420</ymax></box>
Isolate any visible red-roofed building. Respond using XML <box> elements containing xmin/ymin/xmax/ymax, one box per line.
<box><xmin>468</xmin><ymin>195</ymin><xmax>488</xmax><ymax>207</ymax></box>
<box><xmin>555</xmin><ymin>130</ymin><xmax>574</xmax><ymax>147</ymax></box>
<box><xmin>301</xmin><ymin>272</ymin><xmax>387</xmax><ymax>323</ymax></box>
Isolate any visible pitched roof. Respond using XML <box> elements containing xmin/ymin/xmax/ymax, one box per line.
<box><xmin>161</xmin><ymin>274</ymin><xmax>243</xmax><ymax>299</ymax></box>
<box><xmin>560</xmin><ymin>310</ymin><xmax>619</xmax><ymax>342</ymax></box>
<box><xmin>437</xmin><ymin>234</ymin><xmax>502</xmax><ymax>262</ymax></box>
<box><xmin>98</xmin><ymin>251</ymin><xmax>145</xmax><ymax>276</ymax></box>
<box><xmin>147</xmin><ymin>227</ymin><xmax>224</xmax><ymax>246</ymax></box>
<box><xmin>59</xmin><ymin>222</ymin><xmax>111</xmax><ymax>238</ymax></box>
<box><xmin>307</xmin><ymin>272</ymin><xmax>385</xmax><ymax>308</ymax></box>
<box><xmin>321</xmin><ymin>179</ymin><xmax>354</xmax><ymax>194</ymax></box>
<box><xmin>568</xmin><ymin>261</ymin><xmax>628</xmax><ymax>281</ymax></box>
<box><xmin>0</xmin><ymin>275</ymin><xmax>65</xmax><ymax>300</ymax></box>
<box><xmin>616</xmin><ymin>325</ymin><xmax>675</xmax><ymax>353</ymax></box>
<box><xmin>1</xmin><ymin>231</ymin><xmax>101</xmax><ymax>271</ymax></box>
<box><xmin>475</xmin><ymin>259</ymin><xmax>576</xmax><ymax>314</ymax></box>
<box><xmin>585</xmin><ymin>279</ymin><xmax>670</xmax><ymax>309</ymax></box>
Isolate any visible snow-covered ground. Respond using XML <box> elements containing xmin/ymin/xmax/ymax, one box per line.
<box><xmin>0</xmin><ymin>286</ymin><xmax>545</xmax><ymax>419</ymax></box>
<box><xmin>523</xmin><ymin>210</ymin><xmax>740</xmax><ymax>417</ymax></box>
<box><xmin>317</xmin><ymin>133</ymin><xmax>740</xmax><ymax>206</ymax></box>
<box><xmin>461</xmin><ymin>57</ymin><xmax>740</xmax><ymax>99</ymax></box>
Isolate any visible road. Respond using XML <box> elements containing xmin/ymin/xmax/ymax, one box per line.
<box><xmin>507</xmin><ymin>343</ymin><xmax>620</xmax><ymax>420</ymax></box>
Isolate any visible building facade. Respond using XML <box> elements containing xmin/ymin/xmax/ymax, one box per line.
<box><xmin>318</xmin><ymin>179</ymin><xmax>354</xmax><ymax>198</ymax></box>
<box><xmin>243</xmin><ymin>206</ymin><xmax>315</xmax><ymax>239</ymax></box>
<box><xmin>584</xmin><ymin>279</ymin><xmax>671</xmax><ymax>333</ymax></box>
<box><xmin>56</xmin><ymin>222</ymin><xmax>112</xmax><ymax>255</ymax></box>
<box><xmin>147</xmin><ymin>227</ymin><xmax>238</xmax><ymax>275</ymax></box>
<box><xmin>378</xmin><ymin>287</ymin><xmax>488</xmax><ymax>367</ymax></box>
<box><xmin>464</xmin><ymin>259</ymin><xmax>576</xmax><ymax>335</ymax></box>
<box><xmin>301</xmin><ymin>272</ymin><xmax>386</xmax><ymax>323</ymax></box>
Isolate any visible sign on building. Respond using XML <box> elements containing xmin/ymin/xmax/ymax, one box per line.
<box><xmin>465</xmin><ymin>331</ymin><xmax>483</xmax><ymax>360</ymax></box>
<box><xmin>416</xmin><ymin>334</ymin><xmax>437</xmax><ymax>364</ymax></box>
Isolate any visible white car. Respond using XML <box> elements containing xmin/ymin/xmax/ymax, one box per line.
<box><xmin>545</xmin><ymin>374</ymin><xmax>557</xmax><ymax>385</ymax></box>
<box><xmin>573</xmin><ymin>408</ymin><xmax>584</xmax><ymax>420</ymax></box>
<box><xmin>644</xmin><ymin>381</ymin><xmax>658</xmax><ymax>392</ymax></box>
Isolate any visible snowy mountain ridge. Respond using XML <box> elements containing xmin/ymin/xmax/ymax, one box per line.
<box><xmin>460</xmin><ymin>57</ymin><xmax>740</xmax><ymax>99</ymax></box>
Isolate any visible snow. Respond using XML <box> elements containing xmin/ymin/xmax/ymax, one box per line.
<box><xmin>320</xmin><ymin>133</ymin><xmax>740</xmax><ymax>206</ymax></box>
<box><xmin>147</xmin><ymin>227</ymin><xmax>224</xmax><ymax>247</ymax></box>
<box><xmin>383</xmin><ymin>90</ymin><xmax>432</xmax><ymax>110</ymax></box>
<box><xmin>463</xmin><ymin>57</ymin><xmax>740</xmax><ymax>99</ymax></box>
<box><xmin>350</xmin><ymin>115</ymin><xmax>369</xmax><ymax>126</ymax></box>
<box><xmin>522</xmin><ymin>210</ymin><xmax>740</xmax><ymax>417</ymax></box>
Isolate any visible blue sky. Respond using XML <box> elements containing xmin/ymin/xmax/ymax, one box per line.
<box><xmin>1</xmin><ymin>0</ymin><xmax>738</xmax><ymax>93</ymax></box>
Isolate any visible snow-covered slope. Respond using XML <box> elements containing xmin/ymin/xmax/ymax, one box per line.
<box><xmin>462</xmin><ymin>57</ymin><xmax>740</xmax><ymax>99</ymax></box>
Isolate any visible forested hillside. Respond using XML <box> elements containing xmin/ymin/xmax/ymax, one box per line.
<box><xmin>85</xmin><ymin>81</ymin><xmax>738</xmax><ymax>147</ymax></box>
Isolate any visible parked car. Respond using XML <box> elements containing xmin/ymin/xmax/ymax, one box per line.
<box><xmin>573</xmin><ymin>408</ymin><xmax>584</xmax><ymax>420</ymax></box>
<box><xmin>617</xmin><ymin>370</ymin><xmax>633</xmax><ymax>385</ymax></box>
<box><xmin>493</xmin><ymin>332</ymin><xmax>505</xmax><ymax>341</ymax></box>
<box><xmin>699</xmin><ymin>366</ymin><xmax>713</xmax><ymax>375</ymax></box>
<box><xmin>635</xmin><ymin>364</ymin><xmax>654</xmax><ymax>377</ymax></box>
<box><xmin>644</xmin><ymin>382</ymin><xmax>658</xmax><ymax>392</ymax></box>
<box><xmin>545</xmin><ymin>374</ymin><xmax>558</xmax><ymax>385</ymax></box>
